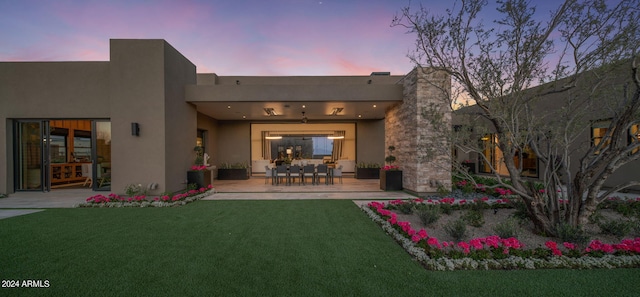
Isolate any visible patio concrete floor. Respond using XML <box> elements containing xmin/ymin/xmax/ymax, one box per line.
<box><xmin>0</xmin><ymin>176</ymin><xmax>416</xmax><ymax>219</ymax></box>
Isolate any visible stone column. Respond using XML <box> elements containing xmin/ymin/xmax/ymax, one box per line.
<box><xmin>385</xmin><ymin>67</ymin><xmax>451</xmax><ymax>196</ymax></box>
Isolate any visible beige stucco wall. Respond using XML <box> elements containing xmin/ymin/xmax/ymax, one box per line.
<box><xmin>216</xmin><ymin>121</ymin><xmax>251</xmax><ymax>166</ymax></box>
<box><xmin>109</xmin><ymin>39</ymin><xmax>197</xmax><ymax>194</ymax></box>
<box><xmin>356</xmin><ymin>120</ymin><xmax>385</xmax><ymax>165</ymax></box>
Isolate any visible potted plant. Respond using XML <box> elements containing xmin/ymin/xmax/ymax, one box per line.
<box><xmin>217</xmin><ymin>162</ymin><xmax>249</xmax><ymax>180</ymax></box>
<box><xmin>187</xmin><ymin>146</ymin><xmax>212</xmax><ymax>188</ymax></box>
<box><xmin>380</xmin><ymin>145</ymin><xmax>402</xmax><ymax>191</ymax></box>
<box><xmin>356</xmin><ymin>162</ymin><xmax>381</xmax><ymax>179</ymax></box>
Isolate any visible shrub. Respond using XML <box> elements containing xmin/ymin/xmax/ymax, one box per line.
<box><xmin>415</xmin><ymin>204</ymin><xmax>441</xmax><ymax>226</ymax></box>
<box><xmin>125</xmin><ymin>184</ymin><xmax>144</xmax><ymax>197</ymax></box>
<box><xmin>615</xmin><ymin>202</ymin><xmax>635</xmax><ymax>216</ymax></box>
<box><xmin>598</xmin><ymin>219</ymin><xmax>633</xmax><ymax>239</ymax></box>
<box><xmin>463</xmin><ymin>209</ymin><xmax>485</xmax><ymax>227</ymax></box>
<box><xmin>555</xmin><ymin>222</ymin><xmax>590</xmax><ymax>246</ymax></box>
<box><xmin>444</xmin><ymin>218</ymin><xmax>468</xmax><ymax>241</ymax></box>
<box><xmin>396</xmin><ymin>201</ymin><xmax>414</xmax><ymax>214</ymax></box>
<box><xmin>588</xmin><ymin>211</ymin><xmax>604</xmax><ymax>224</ymax></box>
<box><xmin>510</xmin><ymin>199</ymin><xmax>529</xmax><ymax>222</ymax></box>
<box><xmin>440</xmin><ymin>202</ymin><xmax>453</xmax><ymax>215</ymax></box>
<box><xmin>493</xmin><ymin>217</ymin><xmax>520</xmax><ymax>238</ymax></box>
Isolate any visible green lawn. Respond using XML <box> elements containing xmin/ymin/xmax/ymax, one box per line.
<box><xmin>1</xmin><ymin>200</ymin><xmax>639</xmax><ymax>296</ymax></box>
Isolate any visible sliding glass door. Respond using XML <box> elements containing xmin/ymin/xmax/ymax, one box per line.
<box><xmin>93</xmin><ymin>121</ymin><xmax>111</xmax><ymax>191</ymax></box>
<box><xmin>15</xmin><ymin>120</ymin><xmax>50</xmax><ymax>191</ymax></box>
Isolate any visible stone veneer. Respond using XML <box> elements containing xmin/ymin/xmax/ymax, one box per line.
<box><xmin>385</xmin><ymin>67</ymin><xmax>451</xmax><ymax>195</ymax></box>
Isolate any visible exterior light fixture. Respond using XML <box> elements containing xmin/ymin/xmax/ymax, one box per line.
<box><xmin>327</xmin><ymin>135</ymin><xmax>344</xmax><ymax>140</ymax></box>
<box><xmin>264</xmin><ymin>108</ymin><xmax>278</xmax><ymax>116</ymax></box>
<box><xmin>131</xmin><ymin>122</ymin><xmax>140</xmax><ymax>136</ymax></box>
<box><xmin>265</xmin><ymin>135</ymin><xmax>282</xmax><ymax>140</ymax></box>
<box><xmin>330</xmin><ymin>107</ymin><xmax>344</xmax><ymax>116</ymax></box>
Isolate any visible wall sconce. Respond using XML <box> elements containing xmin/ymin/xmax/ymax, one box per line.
<box><xmin>131</xmin><ymin>122</ymin><xmax>140</xmax><ymax>136</ymax></box>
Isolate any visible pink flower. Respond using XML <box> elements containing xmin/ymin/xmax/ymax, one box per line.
<box><xmin>457</xmin><ymin>242</ymin><xmax>470</xmax><ymax>254</ymax></box>
<box><xmin>417</xmin><ymin>229</ymin><xmax>428</xmax><ymax>239</ymax></box>
<box><xmin>545</xmin><ymin>241</ymin><xmax>558</xmax><ymax>250</ymax></box>
<box><xmin>469</xmin><ymin>238</ymin><xmax>483</xmax><ymax>250</ymax></box>
<box><xmin>563</xmin><ymin>242</ymin><xmax>577</xmax><ymax>250</ymax></box>
<box><xmin>411</xmin><ymin>235</ymin><xmax>421</xmax><ymax>243</ymax></box>
<box><xmin>388</xmin><ymin>213</ymin><xmax>397</xmax><ymax>225</ymax></box>
<box><xmin>428</xmin><ymin>237</ymin><xmax>441</xmax><ymax>248</ymax></box>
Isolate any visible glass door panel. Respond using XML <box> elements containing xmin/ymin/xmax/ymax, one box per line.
<box><xmin>93</xmin><ymin>121</ymin><xmax>111</xmax><ymax>191</ymax></box>
<box><xmin>15</xmin><ymin>121</ymin><xmax>49</xmax><ymax>191</ymax></box>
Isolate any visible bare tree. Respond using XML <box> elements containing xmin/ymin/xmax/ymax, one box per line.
<box><xmin>393</xmin><ymin>0</ymin><xmax>640</xmax><ymax>236</ymax></box>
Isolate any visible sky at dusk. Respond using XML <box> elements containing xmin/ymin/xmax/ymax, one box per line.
<box><xmin>1</xmin><ymin>0</ymin><xmax>559</xmax><ymax>76</ymax></box>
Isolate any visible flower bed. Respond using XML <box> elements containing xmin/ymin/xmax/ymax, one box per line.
<box><xmin>76</xmin><ymin>185</ymin><xmax>215</xmax><ymax>208</ymax></box>
<box><xmin>362</xmin><ymin>200</ymin><xmax>640</xmax><ymax>270</ymax></box>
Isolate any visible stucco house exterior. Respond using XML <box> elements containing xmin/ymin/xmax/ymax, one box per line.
<box><xmin>1</xmin><ymin>39</ymin><xmax>452</xmax><ymax>196</ymax></box>
<box><xmin>452</xmin><ymin>60</ymin><xmax>640</xmax><ymax>192</ymax></box>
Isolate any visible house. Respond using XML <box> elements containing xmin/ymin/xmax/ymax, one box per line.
<box><xmin>0</xmin><ymin>39</ymin><xmax>452</xmax><ymax>196</ymax></box>
<box><xmin>452</xmin><ymin>60</ymin><xmax>640</xmax><ymax>192</ymax></box>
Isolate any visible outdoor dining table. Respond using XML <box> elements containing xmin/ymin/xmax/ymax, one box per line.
<box><xmin>270</xmin><ymin>164</ymin><xmax>334</xmax><ymax>185</ymax></box>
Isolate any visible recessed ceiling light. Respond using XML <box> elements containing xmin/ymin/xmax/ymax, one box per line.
<box><xmin>302</xmin><ymin>105</ymin><xmax>306</xmax><ymax>108</ymax></box>
<box><xmin>373</xmin><ymin>104</ymin><xmax>377</xmax><ymax>108</ymax></box>
<box><xmin>358</xmin><ymin>114</ymin><xmax>362</xmax><ymax>118</ymax></box>
<box><xmin>227</xmin><ymin>105</ymin><xmax>231</xmax><ymax>109</ymax></box>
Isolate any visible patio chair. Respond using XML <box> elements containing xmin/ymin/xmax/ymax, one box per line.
<box><xmin>332</xmin><ymin>165</ymin><xmax>343</xmax><ymax>184</ymax></box>
<box><xmin>81</xmin><ymin>163</ymin><xmax>92</xmax><ymax>187</ymax></box>
<box><xmin>316</xmin><ymin>164</ymin><xmax>329</xmax><ymax>185</ymax></box>
<box><xmin>264</xmin><ymin>165</ymin><xmax>274</xmax><ymax>185</ymax></box>
<box><xmin>302</xmin><ymin>165</ymin><xmax>315</xmax><ymax>185</ymax></box>
<box><xmin>275</xmin><ymin>165</ymin><xmax>288</xmax><ymax>185</ymax></box>
<box><xmin>288</xmin><ymin>165</ymin><xmax>301</xmax><ymax>185</ymax></box>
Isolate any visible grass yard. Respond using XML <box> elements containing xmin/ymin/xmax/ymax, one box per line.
<box><xmin>1</xmin><ymin>200</ymin><xmax>639</xmax><ymax>296</ymax></box>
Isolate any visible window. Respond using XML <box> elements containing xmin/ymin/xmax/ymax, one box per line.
<box><xmin>629</xmin><ymin>124</ymin><xmax>639</xmax><ymax>154</ymax></box>
<box><xmin>592</xmin><ymin>119</ymin><xmax>611</xmax><ymax>152</ymax></box>
<box><xmin>73</xmin><ymin>130</ymin><xmax>92</xmax><ymax>162</ymax></box>
<box><xmin>478</xmin><ymin>134</ymin><xmax>538</xmax><ymax>177</ymax></box>
<box><xmin>49</xmin><ymin>128</ymin><xmax>68</xmax><ymax>163</ymax></box>
<box><xmin>270</xmin><ymin>136</ymin><xmax>333</xmax><ymax>160</ymax></box>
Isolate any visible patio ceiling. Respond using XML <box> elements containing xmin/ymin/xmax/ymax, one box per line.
<box><xmin>191</xmin><ymin>100</ymin><xmax>399</xmax><ymax>121</ymax></box>
<box><xmin>185</xmin><ymin>75</ymin><xmax>405</xmax><ymax>121</ymax></box>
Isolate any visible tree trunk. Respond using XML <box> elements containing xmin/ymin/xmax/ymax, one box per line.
<box><xmin>525</xmin><ymin>199</ymin><xmax>557</xmax><ymax>236</ymax></box>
